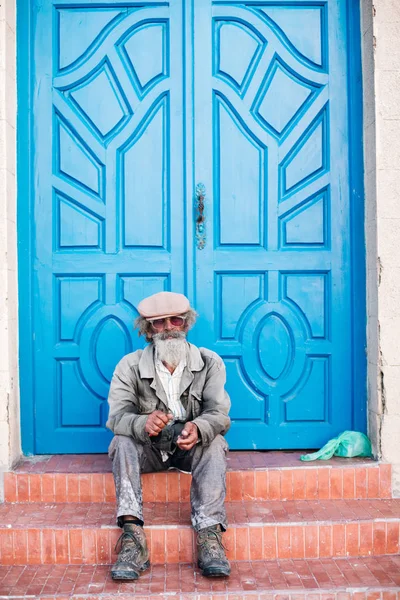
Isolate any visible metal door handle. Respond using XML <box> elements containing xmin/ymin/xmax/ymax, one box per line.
<box><xmin>195</xmin><ymin>183</ymin><xmax>206</xmax><ymax>250</ymax></box>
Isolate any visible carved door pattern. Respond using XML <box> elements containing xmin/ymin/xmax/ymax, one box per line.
<box><xmin>192</xmin><ymin>1</ymin><xmax>357</xmax><ymax>449</ymax></box>
<box><xmin>29</xmin><ymin>1</ymin><xmax>363</xmax><ymax>452</ymax></box>
<box><xmin>33</xmin><ymin>3</ymin><xmax>186</xmax><ymax>452</ymax></box>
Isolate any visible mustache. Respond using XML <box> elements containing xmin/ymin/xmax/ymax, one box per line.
<box><xmin>153</xmin><ymin>331</ymin><xmax>186</xmax><ymax>342</ymax></box>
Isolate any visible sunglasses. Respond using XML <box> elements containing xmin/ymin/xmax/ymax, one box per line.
<box><xmin>148</xmin><ymin>315</ymin><xmax>187</xmax><ymax>330</ymax></box>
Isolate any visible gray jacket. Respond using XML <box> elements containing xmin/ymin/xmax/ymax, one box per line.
<box><xmin>106</xmin><ymin>343</ymin><xmax>231</xmax><ymax>447</ymax></box>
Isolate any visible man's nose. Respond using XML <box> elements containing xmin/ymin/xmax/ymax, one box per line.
<box><xmin>164</xmin><ymin>319</ymin><xmax>174</xmax><ymax>330</ymax></box>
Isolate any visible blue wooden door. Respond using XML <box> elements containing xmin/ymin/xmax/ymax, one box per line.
<box><xmin>24</xmin><ymin>0</ymin><xmax>364</xmax><ymax>453</ymax></box>
<box><xmin>30</xmin><ymin>2</ymin><xmax>186</xmax><ymax>452</ymax></box>
<box><xmin>190</xmin><ymin>1</ymin><xmax>364</xmax><ymax>449</ymax></box>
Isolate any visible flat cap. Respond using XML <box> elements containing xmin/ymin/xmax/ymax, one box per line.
<box><xmin>137</xmin><ymin>291</ymin><xmax>191</xmax><ymax>320</ymax></box>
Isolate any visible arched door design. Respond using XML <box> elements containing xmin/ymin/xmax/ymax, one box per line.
<box><xmin>23</xmin><ymin>0</ymin><xmax>365</xmax><ymax>452</ymax></box>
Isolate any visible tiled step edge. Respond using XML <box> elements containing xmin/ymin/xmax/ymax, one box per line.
<box><xmin>2</xmin><ymin>591</ymin><xmax>400</xmax><ymax>600</ymax></box>
<box><xmin>4</xmin><ymin>463</ymin><xmax>392</xmax><ymax>503</ymax></box>
<box><xmin>1</xmin><ymin>557</ymin><xmax>400</xmax><ymax>598</ymax></box>
<box><xmin>1</xmin><ymin>520</ymin><xmax>399</xmax><ymax>565</ymax></box>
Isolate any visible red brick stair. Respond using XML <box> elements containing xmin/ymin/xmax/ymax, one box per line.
<box><xmin>0</xmin><ymin>452</ymin><xmax>399</xmax><ymax>599</ymax></box>
<box><xmin>1</xmin><ymin>499</ymin><xmax>400</xmax><ymax>565</ymax></box>
<box><xmin>1</xmin><ymin>557</ymin><xmax>400</xmax><ymax>599</ymax></box>
<box><xmin>4</xmin><ymin>452</ymin><xmax>392</xmax><ymax>503</ymax></box>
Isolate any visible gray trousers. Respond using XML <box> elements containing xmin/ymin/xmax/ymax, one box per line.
<box><xmin>108</xmin><ymin>434</ymin><xmax>228</xmax><ymax>532</ymax></box>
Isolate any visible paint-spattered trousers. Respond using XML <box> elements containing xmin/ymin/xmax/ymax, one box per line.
<box><xmin>108</xmin><ymin>434</ymin><xmax>228</xmax><ymax>532</ymax></box>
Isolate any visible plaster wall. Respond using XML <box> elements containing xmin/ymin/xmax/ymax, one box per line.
<box><xmin>0</xmin><ymin>1</ymin><xmax>399</xmax><ymax>491</ymax></box>
<box><xmin>362</xmin><ymin>0</ymin><xmax>400</xmax><ymax>496</ymax></box>
<box><xmin>0</xmin><ymin>0</ymin><xmax>20</xmax><ymax>484</ymax></box>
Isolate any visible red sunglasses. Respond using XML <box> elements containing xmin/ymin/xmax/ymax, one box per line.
<box><xmin>148</xmin><ymin>315</ymin><xmax>187</xmax><ymax>330</ymax></box>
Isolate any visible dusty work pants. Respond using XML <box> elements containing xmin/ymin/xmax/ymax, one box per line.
<box><xmin>108</xmin><ymin>434</ymin><xmax>228</xmax><ymax>532</ymax></box>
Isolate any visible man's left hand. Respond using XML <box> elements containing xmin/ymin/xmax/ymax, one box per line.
<box><xmin>176</xmin><ymin>422</ymin><xmax>199</xmax><ymax>451</ymax></box>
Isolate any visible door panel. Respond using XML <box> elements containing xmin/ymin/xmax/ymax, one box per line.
<box><xmin>33</xmin><ymin>3</ymin><xmax>184</xmax><ymax>452</ymax></box>
<box><xmin>192</xmin><ymin>1</ymin><xmax>353</xmax><ymax>448</ymax></box>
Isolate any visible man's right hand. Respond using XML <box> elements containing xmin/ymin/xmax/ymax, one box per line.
<box><xmin>145</xmin><ymin>410</ymin><xmax>173</xmax><ymax>436</ymax></box>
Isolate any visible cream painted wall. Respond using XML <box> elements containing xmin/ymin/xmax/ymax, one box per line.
<box><xmin>0</xmin><ymin>1</ymin><xmax>399</xmax><ymax>496</ymax></box>
<box><xmin>0</xmin><ymin>0</ymin><xmax>20</xmax><ymax>483</ymax></box>
<box><xmin>362</xmin><ymin>0</ymin><xmax>400</xmax><ymax>495</ymax></box>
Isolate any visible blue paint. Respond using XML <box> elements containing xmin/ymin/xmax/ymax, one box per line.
<box><xmin>19</xmin><ymin>0</ymin><xmax>366</xmax><ymax>454</ymax></box>
<box><xmin>70</xmin><ymin>63</ymin><xmax>129</xmax><ymax>139</ymax></box>
<box><xmin>346</xmin><ymin>0</ymin><xmax>367</xmax><ymax>433</ymax></box>
<box><xmin>18</xmin><ymin>0</ymin><xmax>35</xmax><ymax>455</ymax></box>
<box><xmin>58</xmin><ymin>9</ymin><xmax>123</xmax><ymax>71</ymax></box>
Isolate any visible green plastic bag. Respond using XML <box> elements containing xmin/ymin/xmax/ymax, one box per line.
<box><xmin>300</xmin><ymin>431</ymin><xmax>372</xmax><ymax>461</ymax></box>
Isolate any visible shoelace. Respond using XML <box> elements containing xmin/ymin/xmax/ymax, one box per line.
<box><xmin>197</xmin><ymin>528</ymin><xmax>227</xmax><ymax>551</ymax></box>
<box><xmin>114</xmin><ymin>529</ymin><xmax>139</xmax><ymax>554</ymax></box>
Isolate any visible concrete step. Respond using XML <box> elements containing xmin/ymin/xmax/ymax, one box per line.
<box><xmin>0</xmin><ymin>556</ymin><xmax>399</xmax><ymax>598</ymax></box>
<box><xmin>4</xmin><ymin>453</ymin><xmax>392</xmax><ymax>503</ymax></box>
<box><xmin>1</xmin><ymin>499</ymin><xmax>399</xmax><ymax>565</ymax></box>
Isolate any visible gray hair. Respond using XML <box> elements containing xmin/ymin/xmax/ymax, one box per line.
<box><xmin>134</xmin><ymin>309</ymin><xmax>198</xmax><ymax>343</ymax></box>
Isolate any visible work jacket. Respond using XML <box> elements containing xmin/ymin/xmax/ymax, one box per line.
<box><xmin>106</xmin><ymin>342</ymin><xmax>231</xmax><ymax>447</ymax></box>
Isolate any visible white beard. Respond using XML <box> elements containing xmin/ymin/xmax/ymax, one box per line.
<box><xmin>153</xmin><ymin>331</ymin><xmax>187</xmax><ymax>368</ymax></box>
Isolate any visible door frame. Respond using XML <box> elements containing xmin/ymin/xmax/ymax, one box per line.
<box><xmin>17</xmin><ymin>0</ymin><xmax>366</xmax><ymax>455</ymax></box>
<box><xmin>346</xmin><ymin>0</ymin><xmax>367</xmax><ymax>436</ymax></box>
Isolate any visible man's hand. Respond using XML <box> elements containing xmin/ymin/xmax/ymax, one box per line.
<box><xmin>176</xmin><ymin>422</ymin><xmax>199</xmax><ymax>451</ymax></box>
<box><xmin>145</xmin><ymin>411</ymin><xmax>173</xmax><ymax>436</ymax></box>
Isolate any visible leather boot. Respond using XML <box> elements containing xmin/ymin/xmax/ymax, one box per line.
<box><xmin>111</xmin><ymin>523</ymin><xmax>150</xmax><ymax>581</ymax></box>
<box><xmin>197</xmin><ymin>524</ymin><xmax>231</xmax><ymax>577</ymax></box>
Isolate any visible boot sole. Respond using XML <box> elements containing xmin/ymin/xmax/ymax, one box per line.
<box><xmin>111</xmin><ymin>560</ymin><xmax>150</xmax><ymax>581</ymax></box>
<box><xmin>200</xmin><ymin>565</ymin><xmax>231</xmax><ymax>578</ymax></box>
<box><xmin>111</xmin><ymin>570</ymin><xmax>139</xmax><ymax>581</ymax></box>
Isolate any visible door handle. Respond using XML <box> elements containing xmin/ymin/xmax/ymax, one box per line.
<box><xmin>195</xmin><ymin>183</ymin><xmax>206</xmax><ymax>250</ymax></box>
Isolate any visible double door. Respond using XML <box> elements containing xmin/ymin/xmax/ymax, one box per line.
<box><xmin>27</xmin><ymin>0</ymin><xmax>364</xmax><ymax>452</ymax></box>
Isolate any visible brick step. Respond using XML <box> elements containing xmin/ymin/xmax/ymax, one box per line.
<box><xmin>1</xmin><ymin>556</ymin><xmax>400</xmax><ymax>598</ymax></box>
<box><xmin>4</xmin><ymin>453</ymin><xmax>392</xmax><ymax>503</ymax></box>
<box><xmin>1</xmin><ymin>499</ymin><xmax>399</xmax><ymax>565</ymax></box>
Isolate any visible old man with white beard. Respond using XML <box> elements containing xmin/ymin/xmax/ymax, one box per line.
<box><xmin>106</xmin><ymin>291</ymin><xmax>231</xmax><ymax>581</ymax></box>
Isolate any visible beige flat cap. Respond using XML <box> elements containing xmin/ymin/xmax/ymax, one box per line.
<box><xmin>138</xmin><ymin>291</ymin><xmax>191</xmax><ymax>320</ymax></box>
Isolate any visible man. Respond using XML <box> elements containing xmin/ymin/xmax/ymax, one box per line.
<box><xmin>106</xmin><ymin>291</ymin><xmax>231</xmax><ymax>581</ymax></box>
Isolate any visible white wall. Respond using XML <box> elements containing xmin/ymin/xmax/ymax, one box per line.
<box><xmin>0</xmin><ymin>1</ymin><xmax>399</xmax><ymax>489</ymax></box>
<box><xmin>362</xmin><ymin>0</ymin><xmax>400</xmax><ymax>495</ymax></box>
<box><xmin>0</xmin><ymin>0</ymin><xmax>20</xmax><ymax>479</ymax></box>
